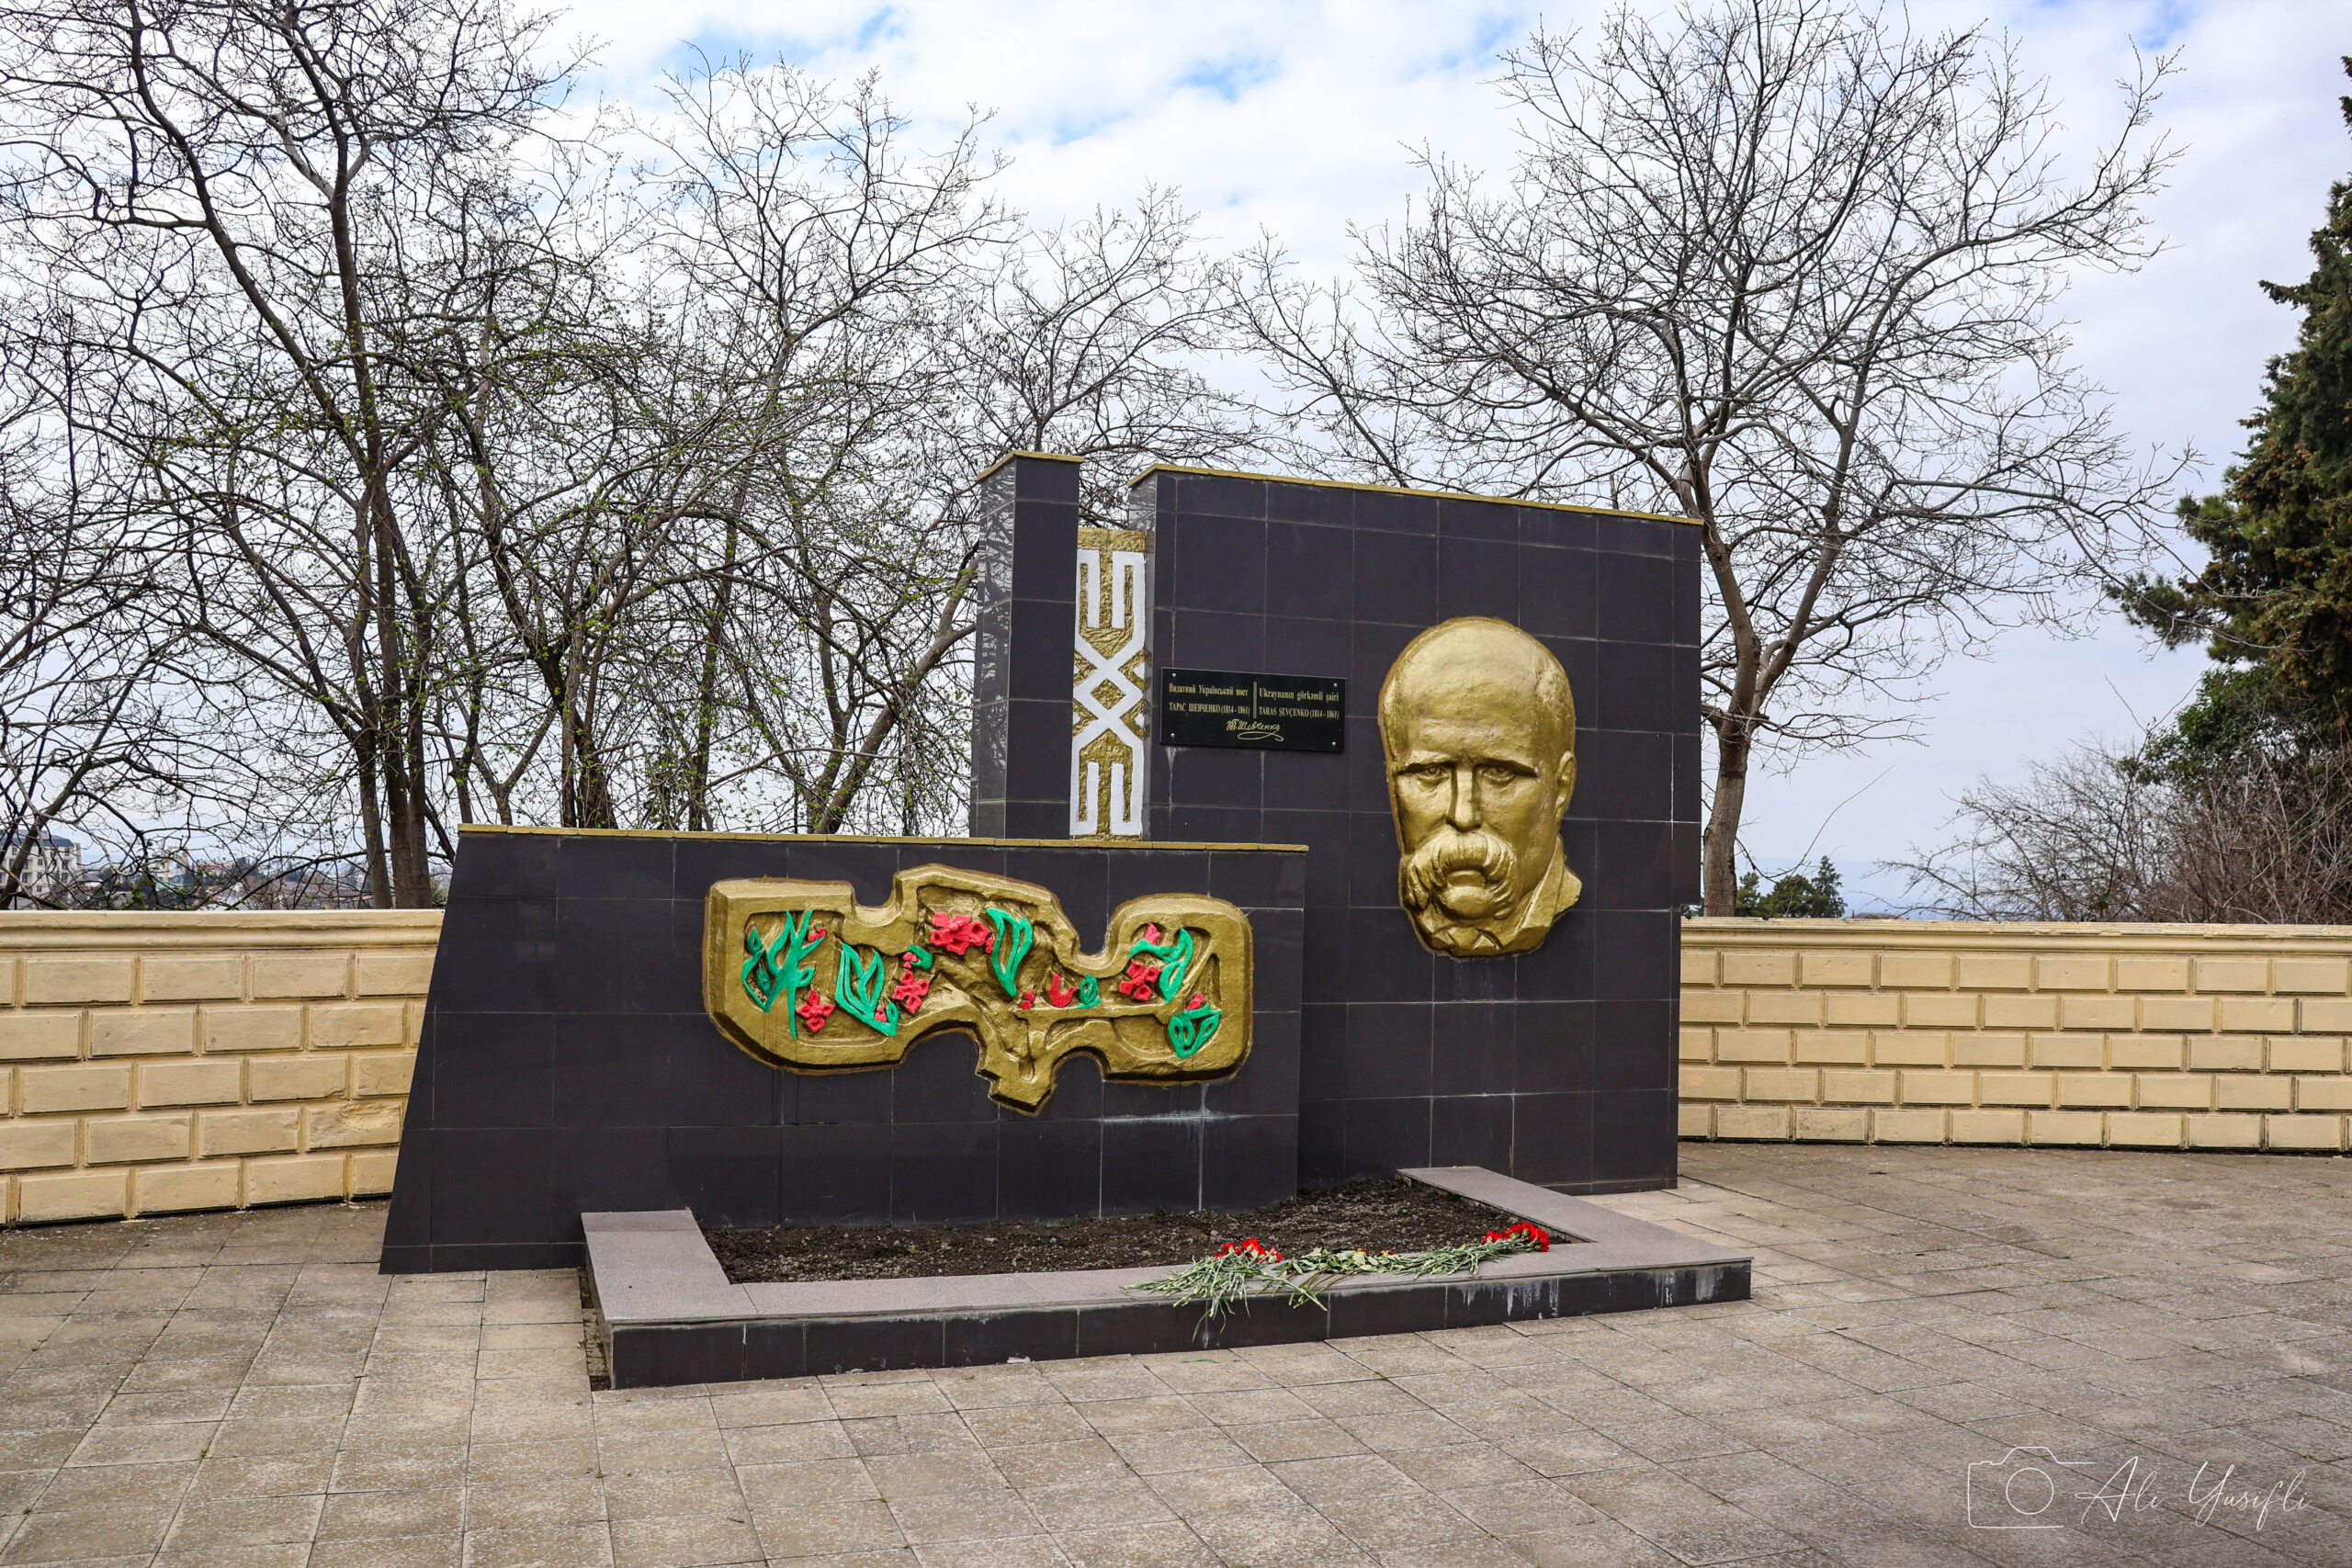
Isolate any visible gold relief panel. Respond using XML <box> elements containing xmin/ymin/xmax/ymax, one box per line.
<box><xmin>1071</xmin><ymin>526</ymin><xmax>1152</xmax><ymax>838</ymax></box>
<box><xmin>1378</xmin><ymin>617</ymin><xmax>1582</xmax><ymax>958</ymax></box>
<box><xmin>704</xmin><ymin>864</ymin><xmax>1251</xmax><ymax>1111</ymax></box>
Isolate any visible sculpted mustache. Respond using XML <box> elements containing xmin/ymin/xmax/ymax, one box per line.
<box><xmin>1399</xmin><ymin>829</ymin><xmax>1519</xmax><ymax>908</ymax></box>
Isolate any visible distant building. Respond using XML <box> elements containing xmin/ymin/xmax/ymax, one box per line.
<box><xmin>3</xmin><ymin>831</ymin><xmax>83</xmax><ymax>908</ymax></box>
<box><xmin>233</xmin><ymin>863</ymin><xmax>371</xmax><ymax>910</ymax></box>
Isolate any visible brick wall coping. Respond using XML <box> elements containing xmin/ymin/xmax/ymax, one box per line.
<box><xmin>1684</xmin><ymin>917</ymin><xmax>2352</xmax><ymax>952</ymax></box>
<box><xmin>0</xmin><ymin>911</ymin><xmax>443</xmax><ymax>949</ymax></box>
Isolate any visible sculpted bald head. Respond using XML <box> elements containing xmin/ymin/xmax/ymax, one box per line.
<box><xmin>1378</xmin><ymin>619</ymin><xmax>1580</xmax><ymax>957</ymax></box>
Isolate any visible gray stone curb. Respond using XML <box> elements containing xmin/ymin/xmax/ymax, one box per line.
<box><xmin>584</xmin><ymin>1167</ymin><xmax>1749</xmax><ymax>1388</ymax></box>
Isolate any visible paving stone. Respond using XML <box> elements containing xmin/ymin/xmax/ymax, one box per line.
<box><xmin>2</xmin><ymin>1145</ymin><xmax>2349</xmax><ymax>1564</ymax></box>
<box><xmin>1227</xmin><ymin>1418</ymin><xmax>1368</xmax><ymax>1463</ymax></box>
<box><xmin>1015</xmin><ymin>1478</ymin><xmax>1178</xmax><ymax>1532</ymax></box>
<box><xmin>308</xmin><ymin>1530</ymin><xmax>461</xmax><ymax>1566</ymax></box>
<box><xmin>605</xmin><ymin>1512</ymin><xmax>763</xmax><ymax>1568</ymax></box>
<box><xmin>749</xmin><ymin>1496</ymin><xmax>903</xmax><ymax>1557</ymax></box>
<box><xmin>886</xmin><ymin>1487</ymin><xmax>1043</xmax><ymax>1543</ymax></box>
<box><xmin>314</xmin><ymin>1486</ymin><xmax>465</xmax><ymax>1540</ymax></box>
<box><xmin>736</xmin><ymin>1456</ymin><xmax>880</xmax><ymax>1507</ymax></box>
<box><xmin>962</xmin><ymin>1406</ymin><xmax>1094</xmax><ymax>1450</ymax></box>
<box><xmin>1141</xmin><ymin>1464</ymin><xmax>1306</xmax><ymax>1519</ymax></box>
<box><xmin>1046</xmin><ymin>1520</ymin><xmax>1216</xmax><ymax>1566</ymax></box>
<box><xmin>989</xmin><ymin>1438</ymin><xmax>1132</xmax><ymax>1490</ymax></box>
<box><xmin>155</xmin><ymin>1493</ymin><xmax>323</xmax><ymax>1551</ymax></box>
<box><xmin>0</xmin><ymin>1505</ymin><xmax>176</xmax><ymax>1563</ymax></box>
<box><xmin>724</xmin><ymin>1421</ymin><xmax>857</xmax><ymax>1465</ymax></box>
<box><xmin>461</xmin><ymin>1478</ymin><xmax>607</xmax><ymax>1531</ymax></box>
<box><xmin>462</xmin><ymin>1522</ymin><xmax>616</xmax><ymax>1567</ymax></box>
<box><xmin>600</xmin><ymin>1468</ymin><xmax>745</xmax><ymax>1521</ymax></box>
<box><xmin>864</xmin><ymin>1450</ymin><xmax>1009</xmax><ymax>1498</ymax></box>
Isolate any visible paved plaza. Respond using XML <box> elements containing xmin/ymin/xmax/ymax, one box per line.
<box><xmin>0</xmin><ymin>1144</ymin><xmax>2347</xmax><ymax>1567</ymax></box>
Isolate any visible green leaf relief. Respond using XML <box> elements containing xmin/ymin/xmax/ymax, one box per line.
<box><xmin>833</xmin><ymin>942</ymin><xmax>899</xmax><ymax>1036</ymax></box>
<box><xmin>1167</xmin><ymin>996</ymin><xmax>1221</xmax><ymax>1059</ymax></box>
<box><xmin>741</xmin><ymin>909</ymin><xmax>826</xmax><ymax>1037</ymax></box>
<box><xmin>983</xmin><ymin>908</ymin><xmax>1034</xmax><ymax>999</ymax></box>
<box><xmin>1129</xmin><ymin>926</ymin><xmax>1194</xmax><ymax>1004</ymax></box>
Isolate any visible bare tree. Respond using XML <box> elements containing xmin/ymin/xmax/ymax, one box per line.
<box><xmin>0</xmin><ymin>17</ymin><xmax>1263</xmax><ymax>867</ymax></box>
<box><xmin>0</xmin><ymin>0</ymin><xmax>571</xmax><ymax>905</ymax></box>
<box><xmin>1896</xmin><ymin>745</ymin><xmax>2172</xmax><ymax>920</ymax></box>
<box><xmin>639</xmin><ymin>62</ymin><xmax>1013</xmax><ymax>836</ymax></box>
<box><xmin>1238</xmin><ymin>0</ymin><xmax>2182</xmax><ymax>912</ymax></box>
<box><xmin>962</xmin><ymin>188</ymin><xmax>1263</xmax><ymax>524</ymax></box>
<box><xmin>1902</xmin><ymin>739</ymin><xmax>2352</xmax><ymax>924</ymax></box>
<box><xmin>0</xmin><ymin>344</ymin><xmax>186</xmax><ymax>905</ymax></box>
<box><xmin>642</xmin><ymin>66</ymin><xmax>1264</xmax><ymax>835</ymax></box>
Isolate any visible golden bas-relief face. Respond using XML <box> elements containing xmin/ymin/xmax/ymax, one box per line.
<box><xmin>1378</xmin><ymin>617</ymin><xmax>1581</xmax><ymax>958</ymax></box>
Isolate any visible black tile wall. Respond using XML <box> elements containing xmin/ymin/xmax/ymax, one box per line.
<box><xmin>970</xmin><ymin>455</ymin><xmax>1082</xmax><ymax>840</ymax></box>
<box><xmin>380</xmin><ymin>828</ymin><xmax>1305</xmax><ymax>1272</ymax></box>
<box><xmin>1136</xmin><ymin>470</ymin><xmax>1698</xmax><ymax>1194</ymax></box>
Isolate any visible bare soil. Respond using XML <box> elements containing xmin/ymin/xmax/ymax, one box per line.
<box><xmin>705</xmin><ymin>1178</ymin><xmax>1526</xmax><ymax>1283</ymax></box>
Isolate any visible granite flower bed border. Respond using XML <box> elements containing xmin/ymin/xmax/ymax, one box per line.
<box><xmin>583</xmin><ymin>1167</ymin><xmax>1750</xmax><ymax>1388</ymax></box>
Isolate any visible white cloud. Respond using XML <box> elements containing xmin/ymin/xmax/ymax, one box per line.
<box><xmin>559</xmin><ymin>0</ymin><xmax>2348</xmax><ymax>903</ymax></box>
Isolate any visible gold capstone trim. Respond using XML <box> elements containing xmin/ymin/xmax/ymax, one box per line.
<box><xmin>1126</xmin><ymin>462</ymin><xmax>1701</xmax><ymax>527</ymax></box>
<box><xmin>975</xmin><ymin>450</ymin><xmax>1085</xmax><ymax>483</ymax></box>
<box><xmin>458</xmin><ymin>825</ymin><xmax>1306</xmax><ymax>852</ymax></box>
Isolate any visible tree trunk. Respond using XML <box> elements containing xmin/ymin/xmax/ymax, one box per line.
<box><xmin>1702</xmin><ymin>722</ymin><xmax>1749</xmax><ymax>916</ymax></box>
<box><xmin>356</xmin><ymin>744</ymin><xmax>391</xmax><ymax>909</ymax></box>
<box><xmin>686</xmin><ymin>519</ymin><xmax>741</xmax><ymax>832</ymax></box>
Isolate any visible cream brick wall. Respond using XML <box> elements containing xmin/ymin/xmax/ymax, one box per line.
<box><xmin>14</xmin><ymin>909</ymin><xmax>2343</xmax><ymax>1223</ymax></box>
<box><xmin>0</xmin><ymin>912</ymin><xmax>437</xmax><ymax>1224</ymax></box>
<box><xmin>1681</xmin><ymin>919</ymin><xmax>2352</xmax><ymax>1153</ymax></box>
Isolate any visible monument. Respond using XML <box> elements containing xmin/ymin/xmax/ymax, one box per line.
<box><xmin>382</xmin><ymin>450</ymin><xmax>1698</xmax><ymax>1272</ymax></box>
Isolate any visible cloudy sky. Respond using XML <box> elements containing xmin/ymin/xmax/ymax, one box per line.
<box><xmin>566</xmin><ymin>0</ymin><xmax>2348</xmax><ymax>908</ymax></box>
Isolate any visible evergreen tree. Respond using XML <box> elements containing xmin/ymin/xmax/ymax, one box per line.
<box><xmin>2125</xmin><ymin>60</ymin><xmax>2352</xmax><ymax>750</ymax></box>
<box><xmin>1735</xmin><ymin>858</ymin><xmax>1848</xmax><ymax>919</ymax></box>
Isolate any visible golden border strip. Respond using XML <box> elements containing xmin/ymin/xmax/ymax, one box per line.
<box><xmin>974</xmin><ymin>450</ymin><xmax>1084</xmax><ymax>483</ymax></box>
<box><xmin>458</xmin><ymin>825</ymin><xmax>1306</xmax><ymax>852</ymax></box>
<box><xmin>1126</xmin><ymin>462</ymin><xmax>1701</xmax><ymax>527</ymax></box>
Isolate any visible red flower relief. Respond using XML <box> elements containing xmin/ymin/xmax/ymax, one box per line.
<box><xmin>795</xmin><ymin>991</ymin><xmax>836</xmax><ymax>1032</ymax></box>
<box><xmin>1114</xmin><ymin>957</ymin><xmax>1162</xmax><ymax>1001</ymax></box>
<box><xmin>1045</xmin><ymin>974</ymin><xmax>1078</xmax><ymax>1008</ymax></box>
<box><xmin>929</xmin><ymin>911</ymin><xmax>995</xmax><ymax>956</ymax></box>
<box><xmin>1018</xmin><ymin>991</ymin><xmax>1036</xmax><ymax>1010</ymax></box>
<box><xmin>888</xmin><ymin>970</ymin><xmax>931</xmax><ymax>1011</ymax></box>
